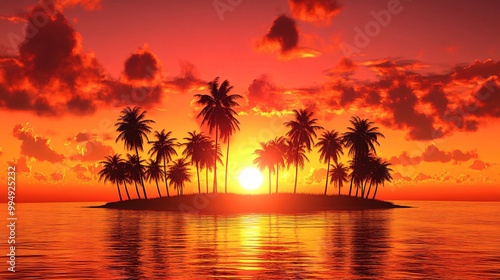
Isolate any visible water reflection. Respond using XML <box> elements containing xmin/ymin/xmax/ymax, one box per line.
<box><xmin>5</xmin><ymin>202</ymin><xmax>498</xmax><ymax>279</ymax></box>
<box><xmin>350</xmin><ymin>211</ymin><xmax>390</xmax><ymax>278</ymax></box>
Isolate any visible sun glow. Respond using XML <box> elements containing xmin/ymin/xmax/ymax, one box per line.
<box><xmin>239</xmin><ymin>167</ymin><xmax>263</xmax><ymax>191</ymax></box>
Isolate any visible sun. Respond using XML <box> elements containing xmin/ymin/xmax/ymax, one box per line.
<box><xmin>239</xmin><ymin>167</ymin><xmax>263</xmax><ymax>191</ymax></box>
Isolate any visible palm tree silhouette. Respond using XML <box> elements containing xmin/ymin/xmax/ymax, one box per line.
<box><xmin>253</xmin><ymin>142</ymin><xmax>275</xmax><ymax>194</ymax></box>
<box><xmin>125</xmin><ymin>154</ymin><xmax>146</xmax><ymax>199</ymax></box>
<box><xmin>285</xmin><ymin>139</ymin><xmax>309</xmax><ymax>194</ymax></box>
<box><xmin>199</xmin><ymin>138</ymin><xmax>223</xmax><ymax>193</ymax></box>
<box><xmin>268</xmin><ymin>136</ymin><xmax>287</xmax><ymax>193</ymax></box>
<box><xmin>98</xmin><ymin>154</ymin><xmax>130</xmax><ymax>201</ymax></box>
<box><xmin>368</xmin><ymin>158</ymin><xmax>392</xmax><ymax>199</ymax></box>
<box><xmin>316</xmin><ymin>130</ymin><xmax>344</xmax><ymax>195</ymax></box>
<box><xmin>182</xmin><ymin>131</ymin><xmax>210</xmax><ymax>194</ymax></box>
<box><xmin>115</xmin><ymin>106</ymin><xmax>154</xmax><ymax>199</ymax></box>
<box><xmin>195</xmin><ymin>77</ymin><xmax>241</xmax><ymax>194</ymax></box>
<box><xmin>167</xmin><ymin>159</ymin><xmax>191</xmax><ymax>196</ymax></box>
<box><xmin>284</xmin><ymin>109</ymin><xmax>323</xmax><ymax>193</ymax></box>
<box><xmin>148</xmin><ymin>130</ymin><xmax>177</xmax><ymax>197</ymax></box>
<box><xmin>329</xmin><ymin>162</ymin><xmax>349</xmax><ymax>196</ymax></box>
<box><xmin>144</xmin><ymin>159</ymin><xmax>165</xmax><ymax>198</ymax></box>
<box><xmin>342</xmin><ymin>116</ymin><xmax>384</xmax><ymax>196</ymax></box>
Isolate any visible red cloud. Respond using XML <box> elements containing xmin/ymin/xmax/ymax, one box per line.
<box><xmin>70</xmin><ymin>140</ymin><xmax>114</xmax><ymax>161</ymax></box>
<box><xmin>288</xmin><ymin>0</ymin><xmax>341</xmax><ymax>25</ymax></box>
<box><xmin>470</xmin><ymin>159</ymin><xmax>489</xmax><ymax>170</ymax></box>
<box><xmin>13</xmin><ymin>123</ymin><xmax>64</xmax><ymax>163</ymax></box>
<box><xmin>390</xmin><ymin>145</ymin><xmax>477</xmax><ymax>166</ymax></box>
<box><xmin>0</xmin><ymin>4</ymin><xmax>171</xmax><ymax>116</ymax></box>
<box><xmin>8</xmin><ymin>156</ymin><xmax>31</xmax><ymax>173</ymax></box>
<box><xmin>123</xmin><ymin>45</ymin><xmax>161</xmax><ymax>83</ymax></box>
<box><xmin>256</xmin><ymin>14</ymin><xmax>320</xmax><ymax>59</ymax></box>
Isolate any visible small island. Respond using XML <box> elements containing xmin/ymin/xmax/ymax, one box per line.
<box><xmin>97</xmin><ymin>84</ymin><xmax>406</xmax><ymax>214</ymax></box>
<box><xmin>98</xmin><ymin>193</ymin><xmax>407</xmax><ymax>213</ymax></box>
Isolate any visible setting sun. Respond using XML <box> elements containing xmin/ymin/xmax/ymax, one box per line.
<box><xmin>239</xmin><ymin>167</ymin><xmax>264</xmax><ymax>191</ymax></box>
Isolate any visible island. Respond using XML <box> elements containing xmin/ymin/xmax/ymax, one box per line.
<box><xmin>97</xmin><ymin>193</ymin><xmax>408</xmax><ymax>213</ymax></box>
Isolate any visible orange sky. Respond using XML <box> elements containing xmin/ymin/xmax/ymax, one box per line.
<box><xmin>0</xmin><ymin>0</ymin><xmax>499</xmax><ymax>202</ymax></box>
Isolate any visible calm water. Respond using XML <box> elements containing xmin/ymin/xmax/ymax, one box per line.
<box><xmin>1</xmin><ymin>201</ymin><xmax>499</xmax><ymax>279</ymax></box>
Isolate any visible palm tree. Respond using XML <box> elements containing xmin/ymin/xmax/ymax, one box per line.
<box><xmin>253</xmin><ymin>142</ymin><xmax>275</xmax><ymax>194</ymax></box>
<box><xmin>342</xmin><ymin>116</ymin><xmax>384</xmax><ymax>196</ymax></box>
<box><xmin>199</xmin><ymin>138</ymin><xmax>223</xmax><ymax>193</ymax></box>
<box><xmin>195</xmin><ymin>77</ymin><xmax>242</xmax><ymax>194</ymax></box>
<box><xmin>220</xmin><ymin>108</ymin><xmax>241</xmax><ymax>194</ymax></box>
<box><xmin>167</xmin><ymin>159</ymin><xmax>191</xmax><ymax>196</ymax></box>
<box><xmin>329</xmin><ymin>162</ymin><xmax>349</xmax><ymax>196</ymax></box>
<box><xmin>98</xmin><ymin>154</ymin><xmax>129</xmax><ymax>201</ymax></box>
<box><xmin>149</xmin><ymin>130</ymin><xmax>177</xmax><ymax>197</ymax></box>
<box><xmin>125</xmin><ymin>154</ymin><xmax>146</xmax><ymax>199</ymax></box>
<box><xmin>285</xmin><ymin>139</ymin><xmax>309</xmax><ymax>194</ymax></box>
<box><xmin>367</xmin><ymin>158</ymin><xmax>392</xmax><ymax>199</ymax></box>
<box><xmin>144</xmin><ymin>159</ymin><xmax>165</xmax><ymax>198</ymax></box>
<box><xmin>115</xmin><ymin>106</ymin><xmax>155</xmax><ymax>199</ymax></box>
<box><xmin>268</xmin><ymin>136</ymin><xmax>287</xmax><ymax>193</ymax></box>
<box><xmin>315</xmin><ymin>130</ymin><xmax>344</xmax><ymax>195</ymax></box>
<box><xmin>182</xmin><ymin>131</ymin><xmax>209</xmax><ymax>194</ymax></box>
<box><xmin>117</xmin><ymin>159</ymin><xmax>132</xmax><ymax>200</ymax></box>
<box><xmin>284</xmin><ymin>109</ymin><xmax>323</xmax><ymax>193</ymax></box>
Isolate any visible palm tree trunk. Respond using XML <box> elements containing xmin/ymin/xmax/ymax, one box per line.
<box><xmin>338</xmin><ymin>181</ymin><xmax>341</xmax><ymax>196</ymax></box>
<box><xmin>206</xmin><ymin>168</ymin><xmax>209</xmax><ymax>193</ymax></box>
<box><xmin>196</xmin><ymin>162</ymin><xmax>201</xmax><ymax>194</ymax></box>
<box><xmin>293</xmin><ymin>163</ymin><xmax>299</xmax><ymax>194</ymax></box>
<box><xmin>361</xmin><ymin>180</ymin><xmax>368</xmax><ymax>198</ymax></box>
<box><xmin>116</xmin><ymin>182</ymin><xmax>123</xmax><ymax>202</ymax></box>
<box><xmin>324</xmin><ymin>158</ymin><xmax>330</xmax><ymax>196</ymax></box>
<box><xmin>355</xmin><ymin>182</ymin><xmax>359</xmax><ymax>197</ymax></box>
<box><xmin>163</xmin><ymin>158</ymin><xmax>170</xmax><ymax>197</ymax></box>
<box><xmin>275</xmin><ymin>167</ymin><xmax>279</xmax><ymax>194</ymax></box>
<box><xmin>225</xmin><ymin>138</ymin><xmax>230</xmax><ymax>194</ymax></box>
<box><xmin>348</xmin><ymin>177</ymin><xmax>354</xmax><ymax>196</ymax></box>
<box><xmin>135</xmin><ymin>147</ymin><xmax>148</xmax><ymax>199</ymax></box>
<box><xmin>366</xmin><ymin>181</ymin><xmax>373</xmax><ymax>199</ymax></box>
<box><xmin>372</xmin><ymin>184</ymin><xmax>379</xmax><ymax>200</ymax></box>
<box><xmin>123</xmin><ymin>181</ymin><xmax>131</xmax><ymax>200</ymax></box>
<box><xmin>155</xmin><ymin>179</ymin><xmax>162</xmax><ymax>198</ymax></box>
<box><xmin>213</xmin><ymin>127</ymin><xmax>218</xmax><ymax>193</ymax></box>
<box><xmin>134</xmin><ymin>180</ymin><xmax>141</xmax><ymax>199</ymax></box>
<box><xmin>268</xmin><ymin>168</ymin><xmax>271</xmax><ymax>194</ymax></box>
<box><xmin>293</xmin><ymin>148</ymin><xmax>299</xmax><ymax>194</ymax></box>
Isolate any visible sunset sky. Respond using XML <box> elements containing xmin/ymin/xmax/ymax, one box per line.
<box><xmin>1</xmin><ymin>0</ymin><xmax>499</xmax><ymax>202</ymax></box>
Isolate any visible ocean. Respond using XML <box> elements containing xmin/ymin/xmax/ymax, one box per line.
<box><xmin>1</xmin><ymin>201</ymin><xmax>499</xmax><ymax>279</ymax></box>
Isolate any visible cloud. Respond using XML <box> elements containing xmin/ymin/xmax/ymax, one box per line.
<box><xmin>122</xmin><ymin>45</ymin><xmax>161</xmax><ymax>83</ymax></box>
<box><xmin>470</xmin><ymin>159</ymin><xmax>489</xmax><ymax>170</ymax></box>
<box><xmin>414</xmin><ymin>172</ymin><xmax>432</xmax><ymax>181</ymax></box>
<box><xmin>390</xmin><ymin>145</ymin><xmax>477</xmax><ymax>166</ymax></box>
<box><xmin>246</xmin><ymin>75</ymin><xmax>287</xmax><ymax>113</ymax></box>
<box><xmin>71</xmin><ymin>163</ymin><xmax>93</xmax><ymax>181</ymax></box>
<box><xmin>71</xmin><ymin>140</ymin><xmax>114</xmax><ymax>161</ymax></box>
<box><xmin>52</xmin><ymin>0</ymin><xmax>102</xmax><ymax>11</ymax></box>
<box><xmin>72</xmin><ymin>132</ymin><xmax>93</xmax><ymax>142</ymax></box>
<box><xmin>13</xmin><ymin>123</ymin><xmax>65</xmax><ymax>163</ymax></box>
<box><xmin>452</xmin><ymin>59</ymin><xmax>500</xmax><ymax>81</ymax></box>
<box><xmin>304</xmin><ymin>168</ymin><xmax>326</xmax><ymax>184</ymax></box>
<box><xmin>164</xmin><ymin>61</ymin><xmax>207</xmax><ymax>93</ymax></box>
<box><xmin>256</xmin><ymin>14</ymin><xmax>320</xmax><ymax>59</ymax></box>
<box><xmin>288</xmin><ymin>0</ymin><xmax>341</xmax><ymax>25</ymax></box>
<box><xmin>8</xmin><ymin>156</ymin><xmax>31</xmax><ymax>173</ymax></box>
<box><xmin>34</xmin><ymin>172</ymin><xmax>48</xmax><ymax>182</ymax></box>
<box><xmin>389</xmin><ymin>151</ymin><xmax>421</xmax><ymax>166</ymax></box>
<box><xmin>51</xmin><ymin>171</ymin><xmax>64</xmax><ymax>182</ymax></box>
<box><xmin>0</xmin><ymin>4</ymin><xmax>169</xmax><ymax>116</ymax></box>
